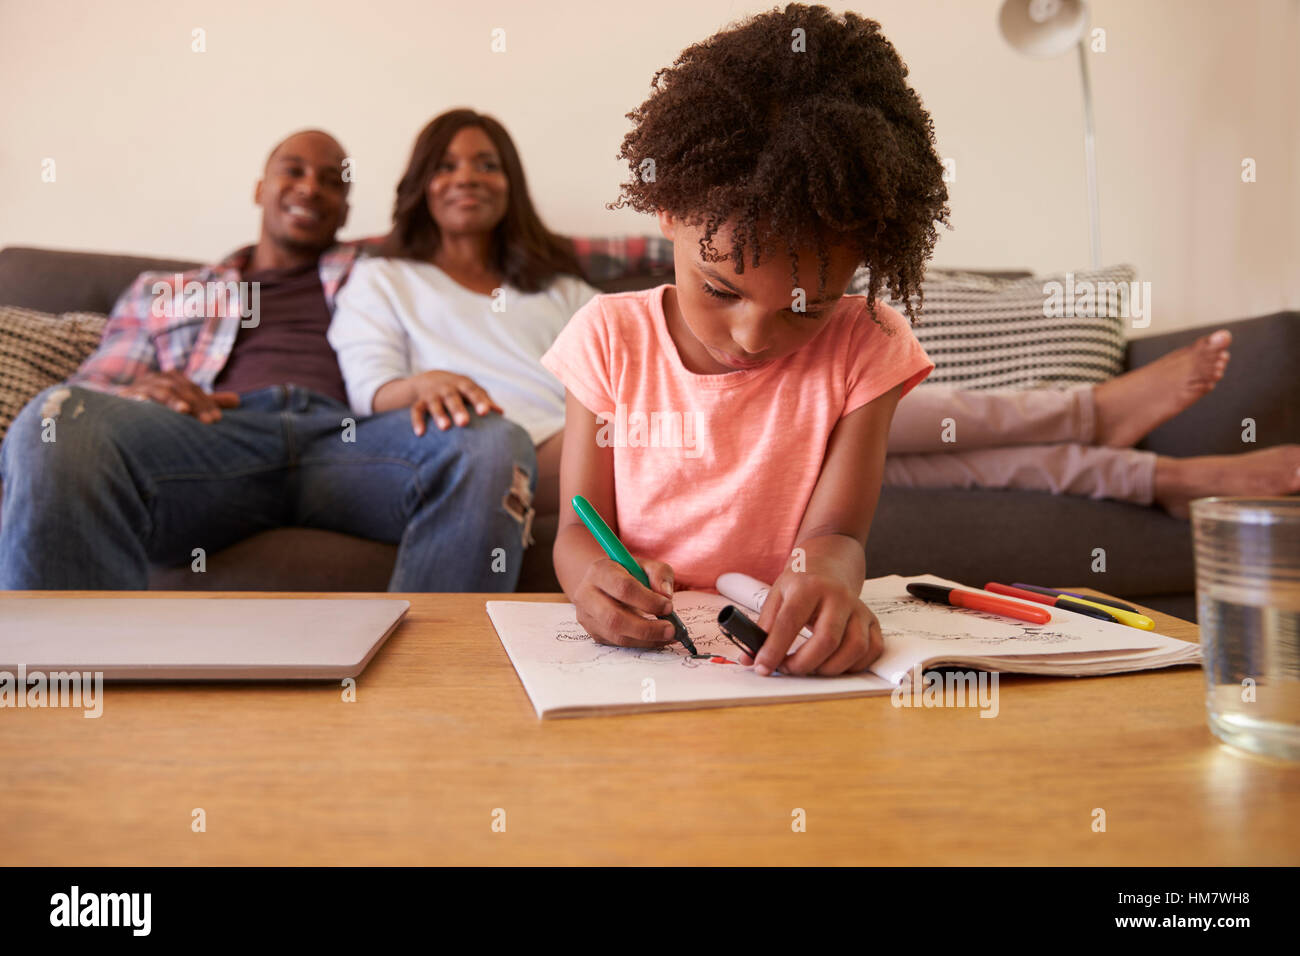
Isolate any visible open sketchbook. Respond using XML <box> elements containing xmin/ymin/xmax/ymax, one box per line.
<box><xmin>485</xmin><ymin>573</ymin><xmax>1200</xmax><ymax>718</ymax></box>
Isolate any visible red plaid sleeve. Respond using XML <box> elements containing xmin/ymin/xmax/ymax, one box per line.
<box><xmin>66</xmin><ymin>272</ymin><xmax>164</xmax><ymax>395</ymax></box>
<box><xmin>570</xmin><ymin>235</ymin><xmax>675</xmax><ymax>284</ymax></box>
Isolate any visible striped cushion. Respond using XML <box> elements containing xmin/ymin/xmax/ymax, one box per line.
<box><xmin>0</xmin><ymin>305</ymin><xmax>107</xmax><ymax>440</ymax></box>
<box><xmin>853</xmin><ymin>265</ymin><xmax>1135</xmax><ymax>390</ymax></box>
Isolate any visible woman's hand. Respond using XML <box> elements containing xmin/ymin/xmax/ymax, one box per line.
<box><xmin>573</xmin><ymin>557</ymin><xmax>678</xmax><ymax>648</ymax></box>
<box><xmin>408</xmin><ymin>370</ymin><xmax>503</xmax><ymax>435</ymax></box>
<box><xmin>744</xmin><ymin>569</ymin><xmax>883</xmax><ymax>676</ymax></box>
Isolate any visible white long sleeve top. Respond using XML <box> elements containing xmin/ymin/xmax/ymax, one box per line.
<box><xmin>327</xmin><ymin>256</ymin><xmax>600</xmax><ymax>444</ymax></box>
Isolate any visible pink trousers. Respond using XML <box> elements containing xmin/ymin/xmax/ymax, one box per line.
<box><xmin>884</xmin><ymin>385</ymin><xmax>1158</xmax><ymax>506</ymax></box>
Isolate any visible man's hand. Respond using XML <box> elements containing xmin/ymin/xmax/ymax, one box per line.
<box><xmin>120</xmin><ymin>371</ymin><xmax>240</xmax><ymax>423</ymax></box>
<box><xmin>409</xmin><ymin>370</ymin><xmax>503</xmax><ymax>436</ymax></box>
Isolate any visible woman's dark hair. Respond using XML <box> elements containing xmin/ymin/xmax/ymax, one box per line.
<box><xmin>611</xmin><ymin>3</ymin><xmax>950</xmax><ymax>323</ymax></box>
<box><xmin>380</xmin><ymin>109</ymin><xmax>585</xmax><ymax>293</ymax></box>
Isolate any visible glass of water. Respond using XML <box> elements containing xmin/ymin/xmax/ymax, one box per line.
<box><xmin>1191</xmin><ymin>497</ymin><xmax>1300</xmax><ymax>760</ymax></box>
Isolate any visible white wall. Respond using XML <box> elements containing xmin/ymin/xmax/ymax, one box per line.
<box><xmin>1</xmin><ymin>0</ymin><xmax>1295</xmax><ymax>335</ymax></box>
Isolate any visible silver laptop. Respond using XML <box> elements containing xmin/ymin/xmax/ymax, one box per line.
<box><xmin>0</xmin><ymin>598</ymin><xmax>409</xmax><ymax>679</ymax></box>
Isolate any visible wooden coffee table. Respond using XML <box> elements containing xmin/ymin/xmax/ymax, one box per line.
<box><xmin>1</xmin><ymin>588</ymin><xmax>1296</xmax><ymax>865</ymax></box>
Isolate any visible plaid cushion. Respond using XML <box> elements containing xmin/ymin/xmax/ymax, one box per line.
<box><xmin>0</xmin><ymin>306</ymin><xmax>108</xmax><ymax>440</ymax></box>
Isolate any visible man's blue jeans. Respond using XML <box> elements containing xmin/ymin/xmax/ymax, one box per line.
<box><xmin>0</xmin><ymin>384</ymin><xmax>537</xmax><ymax>591</ymax></box>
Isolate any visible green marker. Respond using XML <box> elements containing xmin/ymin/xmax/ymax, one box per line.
<box><xmin>570</xmin><ymin>494</ymin><xmax>697</xmax><ymax>655</ymax></box>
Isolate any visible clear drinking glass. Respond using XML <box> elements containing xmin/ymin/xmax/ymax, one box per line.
<box><xmin>1191</xmin><ymin>497</ymin><xmax>1300</xmax><ymax>760</ymax></box>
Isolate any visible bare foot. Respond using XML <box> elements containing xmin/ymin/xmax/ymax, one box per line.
<box><xmin>1153</xmin><ymin>445</ymin><xmax>1300</xmax><ymax>519</ymax></box>
<box><xmin>1092</xmin><ymin>329</ymin><xmax>1232</xmax><ymax>448</ymax></box>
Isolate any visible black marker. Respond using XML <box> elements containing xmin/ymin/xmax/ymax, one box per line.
<box><xmin>717</xmin><ymin>605</ymin><xmax>768</xmax><ymax>658</ymax></box>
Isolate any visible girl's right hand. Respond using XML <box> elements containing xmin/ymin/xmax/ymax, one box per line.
<box><xmin>409</xmin><ymin>370</ymin><xmax>504</xmax><ymax>435</ymax></box>
<box><xmin>573</xmin><ymin>557</ymin><xmax>679</xmax><ymax>648</ymax></box>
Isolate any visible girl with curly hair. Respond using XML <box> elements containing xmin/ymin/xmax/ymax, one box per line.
<box><xmin>544</xmin><ymin>4</ymin><xmax>946</xmax><ymax>675</ymax></box>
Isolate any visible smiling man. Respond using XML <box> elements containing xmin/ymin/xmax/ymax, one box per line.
<box><xmin>0</xmin><ymin>129</ymin><xmax>539</xmax><ymax>591</ymax></box>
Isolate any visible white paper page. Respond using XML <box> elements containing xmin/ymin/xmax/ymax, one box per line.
<box><xmin>486</xmin><ymin>592</ymin><xmax>893</xmax><ymax>718</ymax></box>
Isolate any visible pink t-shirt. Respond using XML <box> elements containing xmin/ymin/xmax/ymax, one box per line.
<box><xmin>541</xmin><ymin>284</ymin><xmax>934</xmax><ymax>590</ymax></box>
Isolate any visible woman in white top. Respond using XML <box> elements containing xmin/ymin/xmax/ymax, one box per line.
<box><xmin>329</xmin><ymin>109</ymin><xmax>601</xmax><ymax>518</ymax></box>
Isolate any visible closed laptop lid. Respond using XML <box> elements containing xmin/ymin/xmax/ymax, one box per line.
<box><xmin>0</xmin><ymin>598</ymin><xmax>409</xmax><ymax>679</ymax></box>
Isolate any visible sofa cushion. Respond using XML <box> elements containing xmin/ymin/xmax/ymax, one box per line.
<box><xmin>147</xmin><ymin>527</ymin><xmax>397</xmax><ymax>591</ymax></box>
<box><xmin>0</xmin><ymin>305</ymin><xmax>108</xmax><ymax>440</ymax></box>
<box><xmin>145</xmin><ymin>512</ymin><xmax>562</xmax><ymax>592</ymax></box>
<box><xmin>866</xmin><ymin>485</ymin><xmax>1194</xmax><ymax>599</ymax></box>
<box><xmin>854</xmin><ymin>265</ymin><xmax>1134</xmax><ymax>390</ymax></box>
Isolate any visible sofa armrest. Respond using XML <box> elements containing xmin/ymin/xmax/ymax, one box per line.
<box><xmin>1129</xmin><ymin>311</ymin><xmax>1299</xmax><ymax>457</ymax></box>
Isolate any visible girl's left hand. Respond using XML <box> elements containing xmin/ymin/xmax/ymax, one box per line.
<box><xmin>743</xmin><ymin>570</ymin><xmax>884</xmax><ymax>677</ymax></box>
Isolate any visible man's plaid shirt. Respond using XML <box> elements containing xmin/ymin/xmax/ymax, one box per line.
<box><xmin>69</xmin><ymin>235</ymin><xmax>675</xmax><ymax>395</ymax></box>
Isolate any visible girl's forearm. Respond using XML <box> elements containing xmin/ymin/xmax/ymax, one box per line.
<box><xmin>791</xmin><ymin>532</ymin><xmax>866</xmax><ymax>592</ymax></box>
<box><xmin>553</xmin><ymin>522</ymin><xmax>610</xmax><ymax>598</ymax></box>
<box><xmin>371</xmin><ymin>377</ymin><xmax>414</xmax><ymax>413</ymax></box>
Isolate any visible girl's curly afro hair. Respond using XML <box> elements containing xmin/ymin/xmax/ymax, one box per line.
<box><xmin>611</xmin><ymin>3</ymin><xmax>951</xmax><ymax>324</ymax></box>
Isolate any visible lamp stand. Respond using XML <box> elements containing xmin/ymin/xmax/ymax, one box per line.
<box><xmin>1077</xmin><ymin>38</ymin><xmax>1102</xmax><ymax>269</ymax></box>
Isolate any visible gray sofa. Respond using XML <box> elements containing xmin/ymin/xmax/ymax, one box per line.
<box><xmin>3</xmin><ymin>244</ymin><xmax>1297</xmax><ymax>620</ymax></box>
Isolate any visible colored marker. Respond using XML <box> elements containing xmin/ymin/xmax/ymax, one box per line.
<box><xmin>715</xmin><ymin>572</ymin><xmax>815</xmax><ymax>643</ymax></box>
<box><xmin>570</xmin><ymin>495</ymin><xmax>696</xmax><ymax>654</ymax></box>
<box><xmin>984</xmin><ymin>582</ymin><xmax>1118</xmax><ymax>623</ymax></box>
<box><xmin>717</xmin><ymin>605</ymin><xmax>769</xmax><ymax>658</ymax></box>
<box><xmin>1000</xmin><ymin>583</ymin><xmax>1154</xmax><ymax>631</ymax></box>
<box><xmin>1012</xmin><ymin>583</ymin><xmax>1139</xmax><ymax>614</ymax></box>
<box><xmin>906</xmin><ymin>583</ymin><xmax>1051</xmax><ymax>624</ymax></box>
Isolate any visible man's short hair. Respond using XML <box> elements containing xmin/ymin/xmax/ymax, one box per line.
<box><xmin>264</xmin><ymin>129</ymin><xmax>347</xmax><ymax>171</ymax></box>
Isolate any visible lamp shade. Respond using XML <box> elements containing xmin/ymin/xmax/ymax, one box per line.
<box><xmin>998</xmin><ymin>0</ymin><xmax>1089</xmax><ymax>58</ymax></box>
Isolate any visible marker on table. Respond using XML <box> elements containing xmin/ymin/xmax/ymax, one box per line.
<box><xmin>1002</xmin><ymin>582</ymin><xmax>1155</xmax><ymax>631</ymax></box>
<box><xmin>1012</xmin><ymin>583</ymin><xmax>1139</xmax><ymax>614</ymax></box>
<box><xmin>984</xmin><ymin>582</ymin><xmax>1119</xmax><ymax>624</ymax></box>
<box><xmin>906</xmin><ymin>583</ymin><xmax>1051</xmax><ymax>624</ymax></box>
<box><xmin>570</xmin><ymin>495</ymin><xmax>697</xmax><ymax>655</ymax></box>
